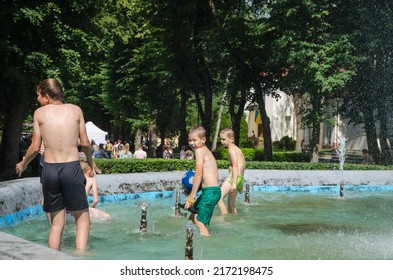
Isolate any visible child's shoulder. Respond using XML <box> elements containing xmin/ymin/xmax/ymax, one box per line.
<box><xmin>228</xmin><ymin>143</ymin><xmax>241</xmax><ymax>152</ymax></box>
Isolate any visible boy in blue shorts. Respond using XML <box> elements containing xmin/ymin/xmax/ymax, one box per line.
<box><xmin>185</xmin><ymin>125</ymin><xmax>221</xmax><ymax>236</ymax></box>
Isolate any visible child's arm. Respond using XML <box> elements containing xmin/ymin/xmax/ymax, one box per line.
<box><xmin>185</xmin><ymin>149</ymin><xmax>203</xmax><ymax>208</ymax></box>
<box><xmin>91</xmin><ymin>178</ymin><xmax>99</xmax><ymax>208</ymax></box>
<box><xmin>229</xmin><ymin>148</ymin><xmax>239</xmax><ymax>191</ymax></box>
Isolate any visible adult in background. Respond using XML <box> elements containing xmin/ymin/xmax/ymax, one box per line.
<box><xmin>104</xmin><ymin>139</ymin><xmax>113</xmax><ymax>159</ymax></box>
<box><xmin>362</xmin><ymin>149</ymin><xmax>374</xmax><ymax>164</ymax></box>
<box><xmin>16</xmin><ymin>78</ymin><xmax>94</xmax><ymax>251</ymax></box>
<box><xmin>134</xmin><ymin>144</ymin><xmax>147</xmax><ymax>159</ymax></box>
<box><xmin>120</xmin><ymin>143</ymin><xmax>133</xmax><ymax>159</ymax></box>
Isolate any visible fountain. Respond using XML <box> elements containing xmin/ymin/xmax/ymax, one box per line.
<box><xmin>336</xmin><ymin>133</ymin><xmax>346</xmax><ymax>197</ymax></box>
<box><xmin>244</xmin><ymin>184</ymin><xmax>251</xmax><ymax>203</ymax></box>
<box><xmin>1</xmin><ymin>170</ymin><xmax>393</xmax><ymax>260</ymax></box>
<box><xmin>184</xmin><ymin>222</ymin><xmax>195</xmax><ymax>260</ymax></box>
<box><xmin>139</xmin><ymin>201</ymin><xmax>150</xmax><ymax>232</ymax></box>
<box><xmin>174</xmin><ymin>187</ymin><xmax>183</xmax><ymax>217</ymax></box>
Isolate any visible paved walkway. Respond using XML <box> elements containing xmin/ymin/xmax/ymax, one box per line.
<box><xmin>0</xmin><ymin>232</ymin><xmax>76</xmax><ymax>260</ymax></box>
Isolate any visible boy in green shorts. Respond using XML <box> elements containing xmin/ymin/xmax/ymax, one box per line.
<box><xmin>184</xmin><ymin>125</ymin><xmax>221</xmax><ymax>236</ymax></box>
<box><xmin>217</xmin><ymin>128</ymin><xmax>246</xmax><ymax>214</ymax></box>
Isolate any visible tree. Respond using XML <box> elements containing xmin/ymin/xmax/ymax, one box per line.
<box><xmin>336</xmin><ymin>1</ymin><xmax>393</xmax><ymax>164</ymax></box>
<box><xmin>0</xmin><ymin>0</ymin><xmax>106</xmax><ymax>180</ymax></box>
<box><xmin>206</xmin><ymin>0</ymin><xmax>276</xmax><ymax>158</ymax></box>
<box><xmin>268</xmin><ymin>0</ymin><xmax>356</xmax><ymax>161</ymax></box>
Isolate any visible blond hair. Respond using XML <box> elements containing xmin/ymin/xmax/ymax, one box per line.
<box><xmin>124</xmin><ymin>143</ymin><xmax>130</xmax><ymax>153</ymax></box>
<box><xmin>220</xmin><ymin>128</ymin><xmax>235</xmax><ymax>139</ymax></box>
<box><xmin>189</xmin><ymin>125</ymin><xmax>206</xmax><ymax>138</ymax></box>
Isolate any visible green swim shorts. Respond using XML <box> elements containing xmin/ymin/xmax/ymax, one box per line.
<box><xmin>194</xmin><ymin>186</ymin><xmax>221</xmax><ymax>226</ymax></box>
<box><xmin>226</xmin><ymin>175</ymin><xmax>245</xmax><ymax>192</ymax></box>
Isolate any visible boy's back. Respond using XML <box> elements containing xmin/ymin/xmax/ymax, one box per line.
<box><xmin>228</xmin><ymin>144</ymin><xmax>246</xmax><ymax>177</ymax></box>
<box><xmin>35</xmin><ymin>103</ymin><xmax>86</xmax><ymax>163</ymax></box>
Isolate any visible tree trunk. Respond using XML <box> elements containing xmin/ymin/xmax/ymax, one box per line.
<box><xmin>191</xmin><ymin>3</ymin><xmax>214</xmax><ymax>148</ymax></box>
<box><xmin>178</xmin><ymin>90</ymin><xmax>188</xmax><ymax>149</ymax></box>
<box><xmin>377</xmin><ymin>104</ymin><xmax>392</xmax><ymax>165</ymax></box>
<box><xmin>294</xmin><ymin>96</ymin><xmax>304</xmax><ymax>151</ymax></box>
<box><xmin>254</xmin><ymin>82</ymin><xmax>273</xmax><ymax>161</ymax></box>
<box><xmin>229</xmin><ymin>89</ymin><xmax>247</xmax><ymax>147</ymax></box>
<box><xmin>363</xmin><ymin>106</ymin><xmax>380</xmax><ymax>164</ymax></box>
<box><xmin>309</xmin><ymin>94</ymin><xmax>322</xmax><ymax>163</ymax></box>
<box><xmin>134</xmin><ymin>129</ymin><xmax>143</xmax><ymax>150</ymax></box>
<box><xmin>212</xmin><ymin>90</ymin><xmax>226</xmax><ymax>151</ymax></box>
<box><xmin>0</xmin><ymin>99</ymin><xmax>29</xmax><ymax>180</ymax></box>
<box><xmin>200</xmin><ymin>70</ymin><xmax>213</xmax><ymax>147</ymax></box>
<box><xmin>212</xmin><ymin>69</ymin><xmax>232</xmax><ymax>150</ymax></box>
<box><xmin>147</xmin><ymin>111</ymin><xmax>159</xmax><ymax>158</ymax></box>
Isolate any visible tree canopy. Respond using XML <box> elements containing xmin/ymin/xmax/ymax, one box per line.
<box><xmin>1</xmin><ymin>0</ymin><xmax>392</xmax><ymax>180</ymax></box>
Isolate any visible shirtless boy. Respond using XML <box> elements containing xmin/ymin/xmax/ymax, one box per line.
<box><xmin>185</xmin><ymin>125</ymin><xmax>221</xmax><ymax>236</ymax></box>
<box><xmin>81</xmin><ymin>161</ymin><xmax>112</xmax><ymax>223</ymax></box>
<box><xmin>16</xmin><ymin>78</ymin><xmax>94</xmax><ymax>251</ymax></box>
<box><xmin>217</xmin><ymin>128</ymin><xmax>246</xmax><ymax>214</ymax></box>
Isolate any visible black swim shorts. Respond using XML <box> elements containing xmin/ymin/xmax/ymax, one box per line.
<box><xmin>41</xmin><ymin>160</ymin><xmax>88</xmax><ymax>212</ymax></box>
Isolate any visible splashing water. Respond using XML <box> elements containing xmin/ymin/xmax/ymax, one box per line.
<box><xmin>5</xmin><ymin>188</ymin><xmax>393</xmax><ymax>260</ymax></box>
<box><xmin>336</xmin><ymin>133</ymin><xmax>346</xmax><ymax>197</ymax></box>
<box><xmin>337</xmin><ymin>134</ymin><xmax>346</xmax><ymax>171</ymax></box>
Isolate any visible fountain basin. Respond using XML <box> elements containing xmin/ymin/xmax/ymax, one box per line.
<box><xmin>2</xmin><ymin>170</ymin><xmax>393</xmax><ymax>219</ymax></box>
<box><xmin>1</xmin><ymin>170</ymin><xmax>393</xmax><ymax>260</ymax></box>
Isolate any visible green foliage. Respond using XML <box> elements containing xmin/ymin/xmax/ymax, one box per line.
<box><xmin>272</xmin><ymin>136</ymin><xmax>296</xmax><ymax>151</ymax></box>
<box><xmin>3</xmin><ymin>0</ymin><xmax>393</xmax><ymax>180</ymax></box>
<box><xmin>92</xmin><ymin>158</ymin><xmax>393</xmax><ymax>175</ymax></box>
<box><xmin>95</xmin><ymin>158</ymin><xmax>196</xmax><ymax>174</ymax></box>
<box><xmin>212</xmin><ymin>146</ymin><xmax>228</xmax><ymax>161</ymax></box>
<box><xmin>238</xmin><ymin>114</ymin><xmax>250</xmax><ymax>147</ymax></box>
<box><xmin>212</xmin><ymin>146</ymin><xmax>306</xmax><ymax>162</ymax></box>
<box><xmin>241</xmin><ymin>148</ymin><xmax>256</xmax><ymax>161</ymax></box>
<box><xmin>273</xmin><ymin>152</ymin><xmax>309</xmax><ymax>162</ymax></box>
<box><xmin>213</xmin><ymin>147</ymin><xmax>260</xmax><ymax>161</ymax></box>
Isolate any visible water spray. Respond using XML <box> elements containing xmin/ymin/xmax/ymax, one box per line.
<box><xmin>244</xmin><ymin>184</ymin><xmax>251</xmax><ymax>204</ymax></box>
<box><xmin>139</xmin><ymin>202</ymin><xmax>150</xmax><ymax>232</ymax></box>
<box><xmin>337</xmin><ymin>133</ymin><xmax>346</xmax><ymax>198</ymax></box>
<box><xmin>185</xmin><ymin>224</ymin><xmax>194</xmax><ymax>260</ymax></box>
<box><xmin>339</xmin><ymin>182</ymin><xmax>344</xmax><ymax>198</ymax></box>
<box><xmin>175</xmin><ymin>187</ymin><xmax>182</xmax><ymax>217</ymax></box>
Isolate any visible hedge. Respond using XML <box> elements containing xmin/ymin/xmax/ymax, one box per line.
<box><xmin>93</xmin><ymin>158</ymin><xmax>393</xmax><ymax>174</ymax></box>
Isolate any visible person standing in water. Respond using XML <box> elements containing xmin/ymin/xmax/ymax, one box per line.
<box><xmin>16</xmin><ymin>78</ymin><xmax>94</xmax><ymax>251</ymax></box>
<box><xmin>217</xmin><ymin>128</ymin><xmax>246</xmax><ymax>214</ymax></box>
<box><xmin>185</xmin><ymin>125</ymin><xmax>221</xmax><ymax>236</ymax></box>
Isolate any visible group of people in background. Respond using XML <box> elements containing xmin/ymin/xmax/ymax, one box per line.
<box><xmin>89</xmin><ymin>137</ymin><xmax>194</xmax><ymax>160</ymax></box>
<box><xmin>91</xmin><ymin>139</ymin><xmax>147</xmax><ymax>159</ymax></box>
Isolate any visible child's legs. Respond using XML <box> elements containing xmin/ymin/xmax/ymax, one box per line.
<box><xmin>188</xmin><ymin>213</ymin><xmax>209</xmax><ymax>236</ymax></box>
<box><xmin>41</xmin><ymin>184</ymin><xmax>52</xmax><ymax>223</ymax></box>
<box><xmin>195</xmin><ymin>218</ymin><xmax>210</xmax><ymax>236</ymax></box>
<box><xmin>72</xmin><ymin>208</ymin><xmax>90</xmax><ymax>251</ymax></box>
<box><xmin>48</xmin><ymin>209</ymin><xmax>66</xmax><ymax>250</ymax></box>
<box><xmin>227</xmin><ymin>190</ymin><xmax>238</xmax><ymax>214</ymax></box>
<box><xmin>217</xmin><ymin>181</ymin><xmax>231</xmax><ymax>215</ymax></box>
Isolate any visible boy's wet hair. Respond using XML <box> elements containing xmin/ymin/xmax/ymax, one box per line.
<box><xmin>37</xmin><ymin>78</ymin><xmax>64</xmax><ymax>101</ymax></box>
<box><xmin>220</xmin><ymin>128</ymin><xmax>234</xmax><ymax>139</ymax></box>
<box><xmin>189</xmin><ymin>125</ymin><xmax>206</xmax><ymax>138</ymax></box>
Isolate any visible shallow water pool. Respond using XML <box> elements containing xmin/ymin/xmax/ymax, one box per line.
<box><xmin>2</xmin><ymin>186</ymin><xmax>393</xmax><ymax>260</ymax></box>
